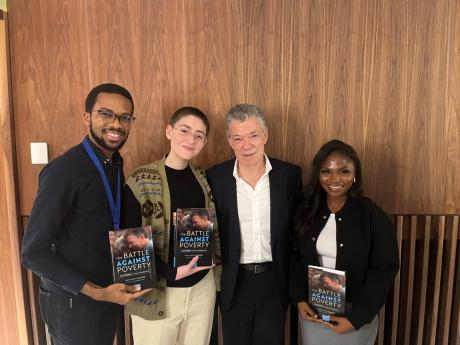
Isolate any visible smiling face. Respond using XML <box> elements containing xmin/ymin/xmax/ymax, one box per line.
<box><xmin>319</xmin><ymin>152</ymin><xmax>356</xmax><ymax>203</ymax></box>
<box><xmin>83</xmin><ymin>92</ymin><xmax>133</xmax><ymax>157</ymax></box>
<box><xmin>227</xmin><ymin>116</ymin><xmax>268</xmax><ymax>169</ymax></box>
<box><xmin>165</xmin><ymin>115</ymin><xmax>208</xmax><ymax>163</ymax></box>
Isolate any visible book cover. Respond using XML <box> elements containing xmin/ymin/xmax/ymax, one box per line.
<box><xmin>308</xmin><ymin>265</ymin><xmax>346</xmax><ymax>321</ymax></box>
<box><xmin>173</xmin><ymin>208</ymin><xmax>215</xmax><ymax>267</ymax></box>
<box><xmin>109</xmin><ymin>225</ymin><xmax>157</xmax><ymax>291</ymax></box>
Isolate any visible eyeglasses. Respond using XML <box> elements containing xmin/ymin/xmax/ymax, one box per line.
<box><xmin>172</xmin><ymin>126</ymin><xmax>207</xmax><ymax>145</ymax></box>
<box><xmin>92</xmin><ymin>109</ymin><xmax>136</xmax><ymax>124</ymax></box>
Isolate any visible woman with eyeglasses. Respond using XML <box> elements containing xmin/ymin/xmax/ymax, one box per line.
<box><xmin>290</xmin><ymin>139</ymin><xmax>399</xmax><ymax>345</ymax></box>
<box><xmin>122</xmin><ymin>107</ymin><xmax>221</xmax><ymax>345</ymax></box>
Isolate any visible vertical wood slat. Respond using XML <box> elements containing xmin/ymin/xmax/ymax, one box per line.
<box><xmin>416</xmin><ymin>216</ymin><xmax>431</xmax><ymax>345</ymax></box>
<box><xmin>218</xmin><ymin>308</ymin><xmax>224</xmax><ymax>345</ymax></box>
<box><xmin>284</xmin><ymin>306</ymin><xmax>291</xmax><ymax>345</ymax></box>
<box><xmin>403</xmin><ymin>216</ymin><xmax>417</xmax><ymax>345</ymax></box>
<box><xmin>391</xmin><ymin>215</ymin><xmax>404</xmax><ymax>345</ymax></box>
<box><xmin>26</xmin><ymin>271</ymin><xmax>46</xmax><ymax>345</ymax></box>
<box><xmin>123</xmin><ymin>312</ymin><xmax>132</xmax><ymax>345</ymax></box>
<box><xmin>377</xmin><ymin>306</ymin><xmax>385</xmax><ymax>345</ymax></box>
<box><xmin>441</xmin><ymin>216</ymin><xmax>458</xmax><ymax>345</ymax></box>
<box><xmin>449</xmin><ymin>216</ymin><xmax>460</xmax><ymax>344</ymax></box>
<box><xmin>456</xmin><ymin>221</ymin><xmax>460</xmax><ymax>343</ymax></box>
<box><xmin>429</xmin><ymin>216</ymin><xmax>446</xmax><ymax>345</ymax></box>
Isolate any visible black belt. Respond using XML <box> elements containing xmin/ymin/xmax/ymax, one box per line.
<box><xmin>240</xmin><ymin>262</ymin><xmax>273</xmax><ymax>274</ymax></box>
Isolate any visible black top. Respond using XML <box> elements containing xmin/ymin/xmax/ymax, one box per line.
<box><xmin>289</xmin><ymin>196</ymin><xmax>399</xmax><ymax>330</ymax></box>
<box><xmin>122</xmin><ymin>164</ymin><xmax>207</xmax><ymax>288</ymax></box>
<box><xmin>21</xmin><ymin>137</ymin><xmax>123</xmax><ymax>295</ymax></box>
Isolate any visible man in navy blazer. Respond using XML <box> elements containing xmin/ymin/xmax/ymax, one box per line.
<box><xmin>207</xmin><ymin>104</ymin><xmax>303</xmax><ymax>345</ymax></box>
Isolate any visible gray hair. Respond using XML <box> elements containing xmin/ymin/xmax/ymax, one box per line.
<box><xmin>225</xmin><ymin>104</ymin><xmax>267</xmax><ymax>134</ymax></box>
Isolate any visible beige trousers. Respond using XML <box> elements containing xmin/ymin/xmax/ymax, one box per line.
<box><xmin>131</xmin><ymin>270</ymin><xmax>216</xmax><ymax>345</ymax></box>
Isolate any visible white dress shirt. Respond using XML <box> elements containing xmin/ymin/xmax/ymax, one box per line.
<box><xmin>233</xmin><ymin>155</ymin><xmax>273</xmax><ymax>264</ymax></box>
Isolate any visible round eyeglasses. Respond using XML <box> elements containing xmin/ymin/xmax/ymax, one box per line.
<box><xmin>172</xmin><ymin>126</ymin><xmax>207</xmax><ymax>145</ymax></box>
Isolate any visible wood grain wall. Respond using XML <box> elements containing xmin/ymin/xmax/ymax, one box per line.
<box><xmin>0</xmin><ymin>11</ymin><xmax>33</xmax><ymax>345</ymax></box>
<box><xmin>7</xmin><ymin>0</ymin><xmax>460</xmax><ymax>215</ymax></box>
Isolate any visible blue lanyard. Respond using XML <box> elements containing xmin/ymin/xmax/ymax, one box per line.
<box><xmin>83</xmin><ymin>138</ymin><xmax>121</xmax><ymax>230</ymax></box>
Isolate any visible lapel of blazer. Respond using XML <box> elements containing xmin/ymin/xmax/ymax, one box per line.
<box><xmin>269</xmin><ymin>159</ymin><xmax>282</xmax><ymax>255</ymax></box>
<box><xmin>226</xmin><ymin>160</ymin><xmax>242</xmax><ymax>249</ymax></box>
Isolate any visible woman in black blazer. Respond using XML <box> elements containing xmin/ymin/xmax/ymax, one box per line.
<box><xmin>290</xmin><ymin>140</ymin><xmax>399</xmax><ymax>345</ymax></box>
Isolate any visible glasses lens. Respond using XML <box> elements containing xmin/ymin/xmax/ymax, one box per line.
<box><xmin>120</xmin><ymin>115</ymin><xmax>134</xmax><ymax>123</ymax></box>
<box><xmin>195</xmin><ymin>135</ymin><xmax>206</xmax><ymax>144</ymax></box>
<box><xmin>98</xmin><ymin>110</ymin><xmax>115</xmax><ymax>120</ymax></box>
<box><xmin>175</xmin><ymin>127</ymin><xmax>206</xmax><ymax>144</ymax></box>
<box><xmin>177</xmin><ymin>127</ymin><xmax>190</xmax><ymax>137</ymax></box>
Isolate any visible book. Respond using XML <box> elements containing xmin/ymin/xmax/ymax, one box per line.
<box><xmin>308</xmin><ymin>265</ymin><xmax>346</xmax><ymax>322</ymax></box>
<box><xmin>109</xmin><ymin>226</ymin><xmax>157</xmax><ymax>291</ymax></box>
<box><xmin>173</xmin><ymin>208</ymin><xmax>215</xmax><ymax>267</ymax></box>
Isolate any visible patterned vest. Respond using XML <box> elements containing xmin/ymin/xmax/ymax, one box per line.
<box><xmin>124</xmin><ymin>158</ymin><xmax>221</xmax><ymax>320</ymax></box>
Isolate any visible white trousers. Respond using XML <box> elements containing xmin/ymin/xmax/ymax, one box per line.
<box><xmin>131</xmin><ymin>270</ymin><xmax>216</xmax><ymax>345</ymax></box>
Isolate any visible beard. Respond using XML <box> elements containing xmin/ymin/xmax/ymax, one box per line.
<box><xmin>90</xmin><ymin>120</ymin><xmax>128</xmax><ymax>153</ymax></box>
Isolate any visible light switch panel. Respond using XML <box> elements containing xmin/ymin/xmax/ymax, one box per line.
<box><xmin>30</xmin><ymin>142</ymin><xmax>49</xmax><ymax>164</ymax></box>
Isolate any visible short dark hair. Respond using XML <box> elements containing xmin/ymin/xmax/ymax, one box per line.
<box><xmin>170</xmin><ymin>107</ymin><xmax>210</xmax><ymax>135</ymax></box>
<box><xmin>320</xmin><ymin>272</ymin><xmax>342</xmax><ymax>284</ymax></box>
<box><xmin>85</xmin><ymin>83</ymin><xmax>134</xmax><ymax>113</ymax></box>
<box><xmin>190</xmin><ymin>209</ymin><xmax>210</xmax><ymax>219</ymax></box>
<box><xmin>125</xmin><ymin>227</ymin><xmax>147</xmax><ymax>238</ymax></box>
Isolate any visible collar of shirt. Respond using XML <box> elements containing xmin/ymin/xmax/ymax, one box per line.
<box><xmin>232</xmin><ymin>154</ymin><xmax>273</xmax><ymax>183</ymax></box>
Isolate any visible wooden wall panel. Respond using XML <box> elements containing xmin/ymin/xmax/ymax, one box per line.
<box><xmin>0</xmin><ymin>11</ymin><xmax>33</xmax><ymax>345</ymax></box>
<box><xmin>7</xmin><ymin>0</ymin><xmax>460</xmax><ymax>215</ymax></box>
<box><xmin>445</xmin><ymin>0</ymin><xmax>460</xmax><ymax>212</ymax></box>
<box><xmin>5</xmin><ymin>3</ymin><xmax>460</xmax><ymax>345</ymax></box>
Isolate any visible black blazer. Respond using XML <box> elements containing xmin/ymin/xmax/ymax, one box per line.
<box><xmin>290</xmin><ymin>196</ymin><xmax>399</xmax><ymax>330</ymax></box>
<box><xmin>207</xmin><ymin>157</ymin><xmax>303</xmax><ymax>312</ymax></box>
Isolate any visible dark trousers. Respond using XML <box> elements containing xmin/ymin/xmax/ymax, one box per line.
<box><xmin>222</xmin><ymin>268</ymin><xmax>286</xmax><ymax>345</ymax></box>
<box><xmin>39</xmin><ymin>279</ymin><xmax>121</xmax><ymax>345</ymax></box>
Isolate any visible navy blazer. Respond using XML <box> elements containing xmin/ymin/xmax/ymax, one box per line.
<box><xmin>207</xmin><ymin>157</ymin><xmax>303</xmax><ymax>312</ymax></box>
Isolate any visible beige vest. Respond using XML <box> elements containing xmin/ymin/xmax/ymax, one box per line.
<box><xmin>124</xmin><ymin>158</ymin><xmax>221</xmax><ymax>320</ymax></box>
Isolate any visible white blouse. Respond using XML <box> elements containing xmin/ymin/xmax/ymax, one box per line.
<box><xmin>316</xmin><ymin>213</ymin><xmax>337</xmax><ymax>269</ymax></box>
